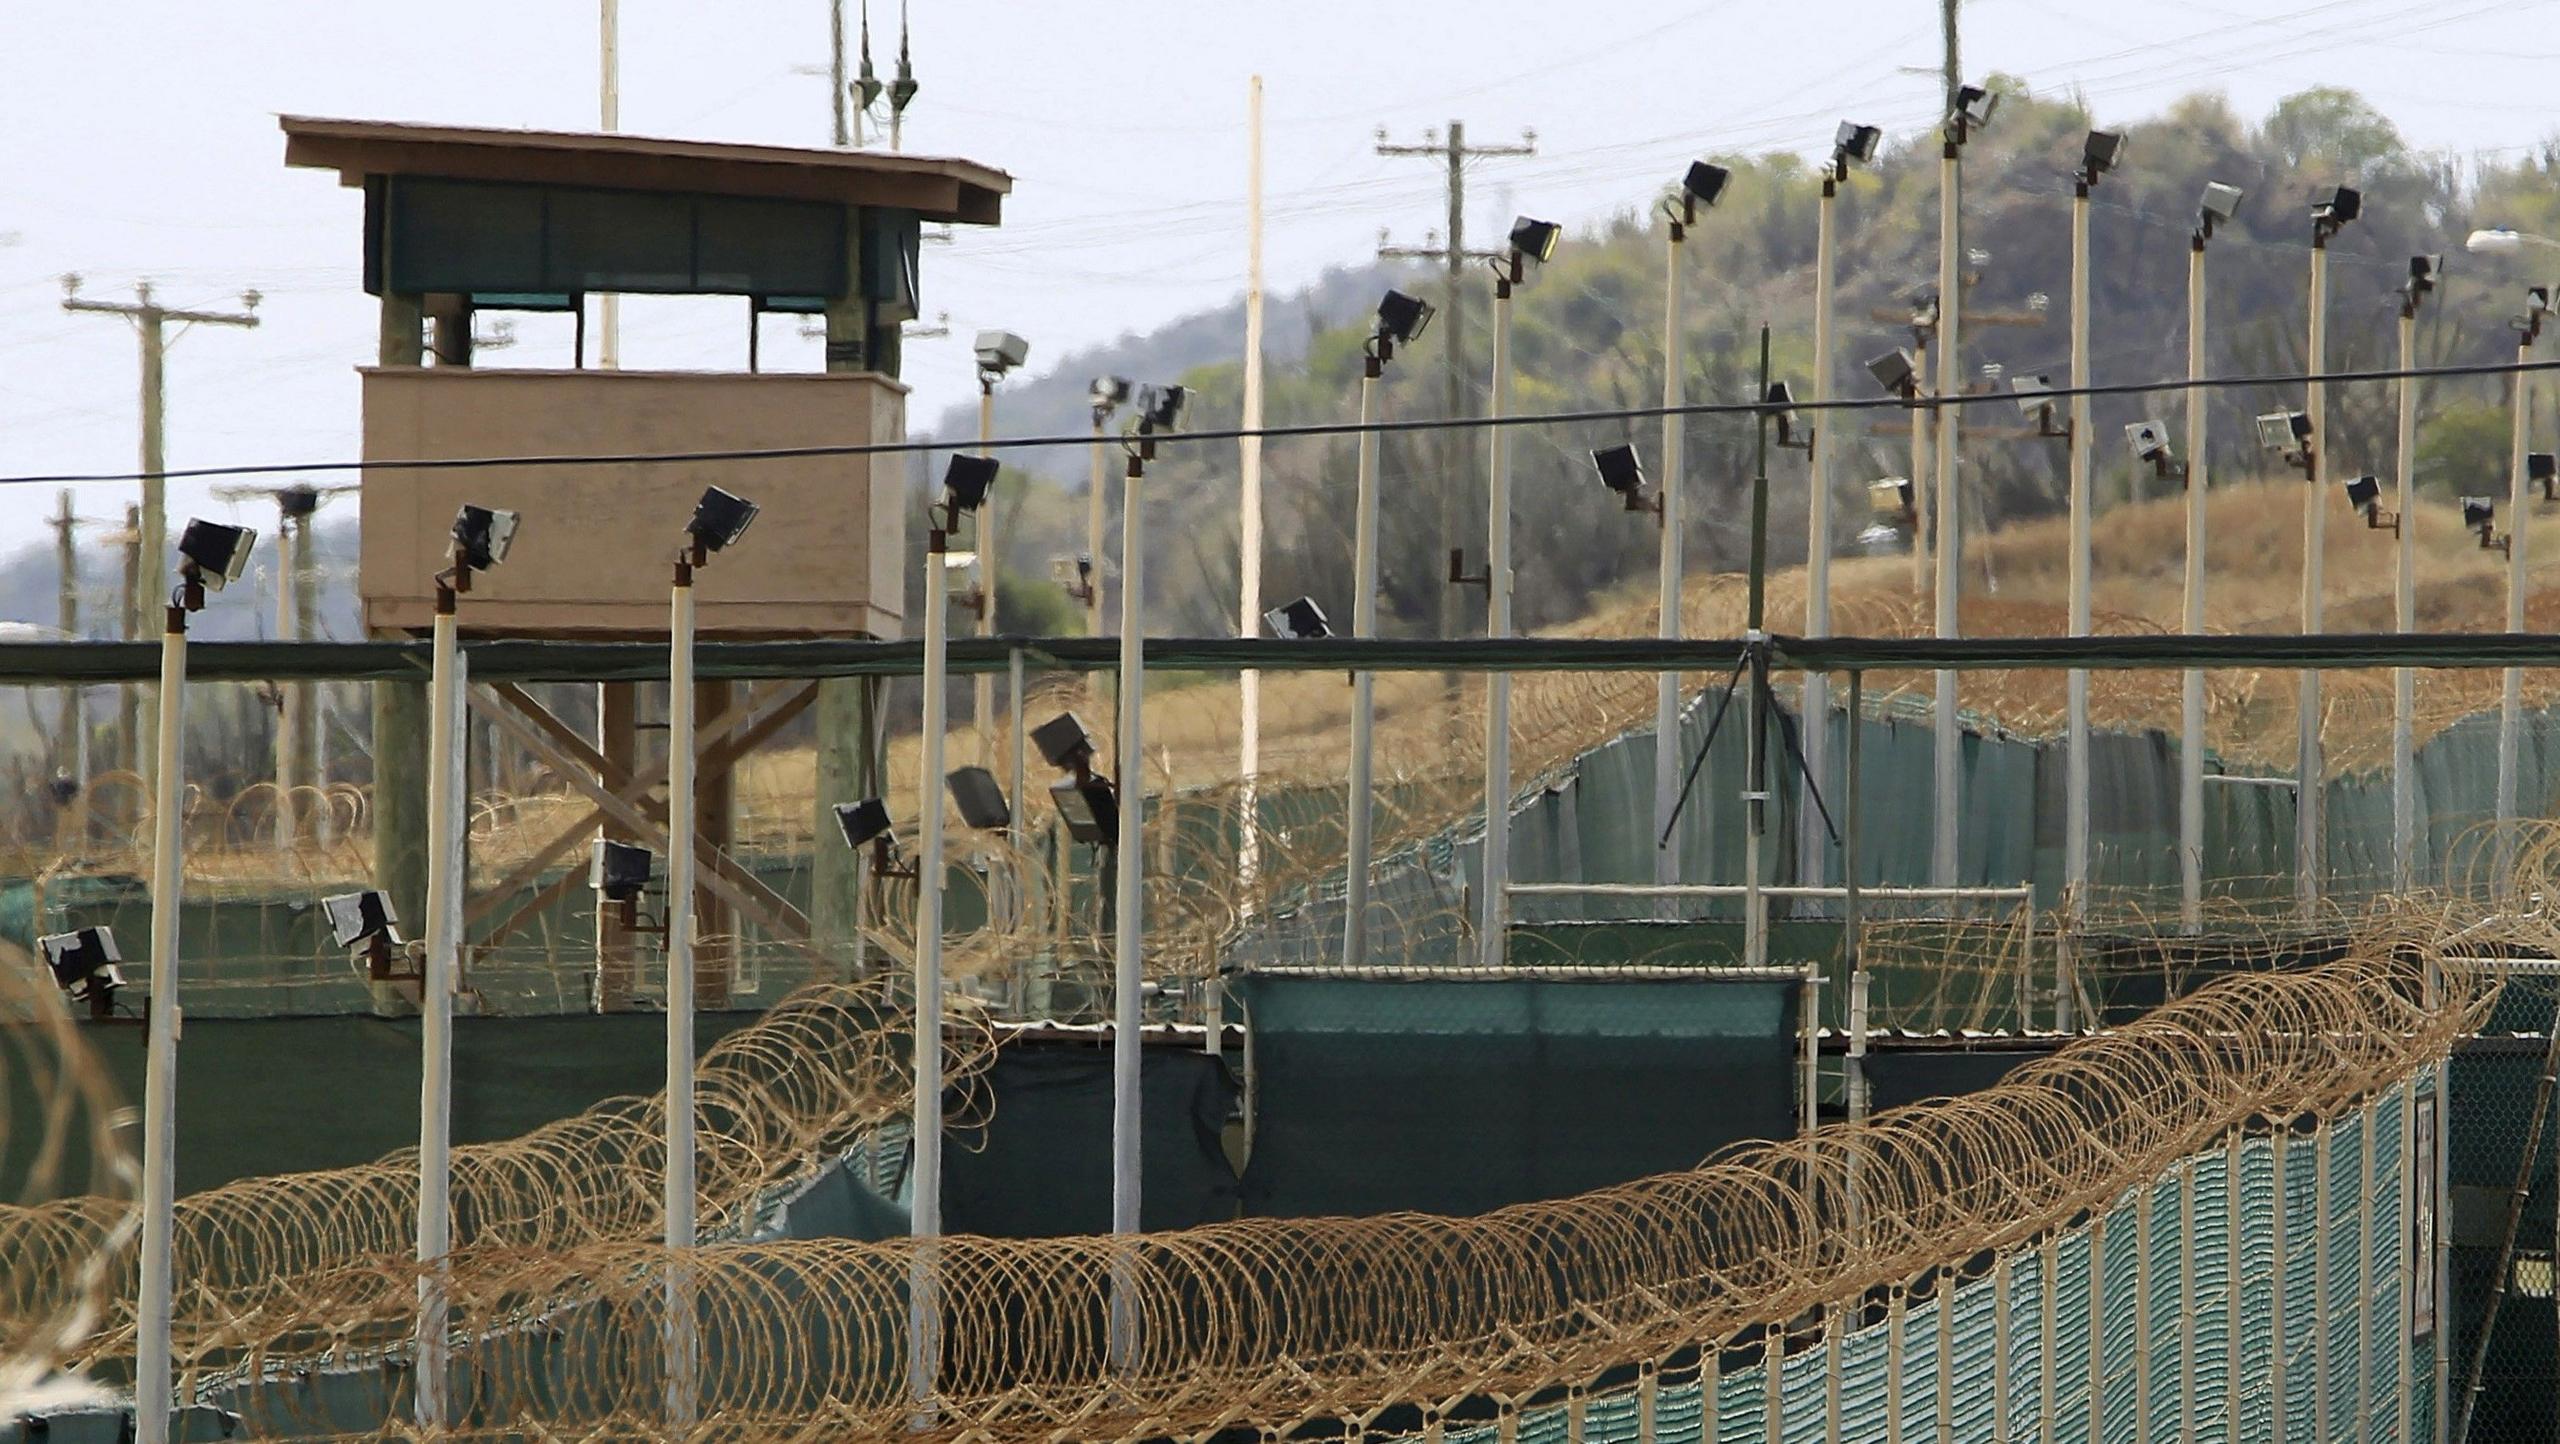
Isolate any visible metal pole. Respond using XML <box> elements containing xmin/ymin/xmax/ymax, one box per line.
<box><xmin>1800</xmin><ymin>174</ymin><xmax>1835</xmax><ymax>895</ymax></box>
<box><xmin>1654</xmin><ymin>207</ymin><xmax>1691</xmax><ymax>900</ymax></box>
<box><xmin>828</xmin><ymin>0</ymin><xmax>849</xmax><ymax>147</ymax></box>
<box><xmin>1228</xmin><ymin>75</ymin><xmax>1265</xmax><ymax>1053</ymax></box>
<box><xmin>663</xmin><ymin>552</ymin><xmax>700</xmax><ymax>1429</ymax></box>
<box><xmin>1477</xmin><ymin>262</ymin><xmax>1517</xmax><ymax>968</ymax></box>
<box><xmin>2394</xmin><ymin>308</ymin><xmax>2420</xmax><ymax>893</ymax></box>
<box><xmin>1344</xmin><ymin>360</ymin><xmax>1383</xmax><ymax>965</ymax></box>
<box><xmin>1932</xmin><ymin>139</ymin><xmax>1962</xmax><ymax>890</ymax></box>
<box><xmin>1109</xmin><ymin>451</ymin><xmax>1147</xmax><ymax>1362</ymax></box>
<box><xmin>907</xmin><ymin>523</ymin><xmax>952</xmax><ymax>1408</ymax></box>
<box><xmin>1845</xmin><ymin>671</ymin><xmax>1866</xmax><ymax>1124</ymax></box>
<box><xmin>2497</xmin><ymin>330</ymin><xmax>2535</xmax><ymax>890</ymax></box>
<box><xmin>2065</xmin><ymin>178</ymin><xmax>2092</xmax><ymax>909</ymax></box>
<box><xmin>1747</xmin><ymin>329</ymin><xmax>1772</xmax><ymax>976</ymax></box>
<box><xmin>2297</xmin><ymin>236</ymin><xmax>2330</xmax><ymax>918</ymax></box>
<box><xmin>414</xmin><ymin>581</ymin><xmax>460</xmax><ymax>1430</ymax></box>
<box><xmin>598</xmin><ymin>0</ymin><xmax>620</xmax><ymax>370</ymax></box>
<box><xmin>275</xmin><ymin>513</ymin><xmax>298</xmax><ymax>853</ymax></box>
<box><xmin>2181</xmin><ymin>235</ymin><xmax>2209</xmax><ymax>932</ymax></box>
<box><xmin>133</xmin><ymin>596</ymin><xmax>187</xmax><ymax>1444</ymax></box>
<box><xmin>974</xmin><ymin>387</ymin><xmax>996</xmax><ymax>769</ymax></box>
<box><xmin>138</xmin><ymin>311</ymin><xmax>165</xmax><ymax>803</ymax></box>
<box><xmin>1910</xmin><ymin>336</ymin><xmax>1931</xmax><ymax>596</ymax></box>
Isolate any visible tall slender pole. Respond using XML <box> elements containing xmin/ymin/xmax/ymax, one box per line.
<box><xmin>1477</xmin><ymin>259</ymin><xmax>1518</xmax><ymax>967</ymax></box>
<box><xmin>1653</xmin><ymin>206</ymin><xmax>1689</xmax><ymax>900</ymax></box>
<box><xmin>138</xmin><ymin>311</ymin><xmax>165</xmax><ymax>802</ymax></box>
<box><xmin>908</xmin><ymin>521</ymin><xmax>952</xmax><ymax>1408</ymax></box>
<box><xmin>2297</xmin><ymin>236</ymin><xmax>2330</xmax><ymax>918</ymax></box>
<box><xmin>2497</xmin><ymin>328</ymin><xmax>2535</xmax><ymax>887</ymax></box>
<box><xmin>2393</xmin><ymin>305</ymin><xmax>2420</xmax><ymax>893</ymax></box>
<box><xmin>663</xmin><ymin>549</ymin><xmax>700</xmax><ymax>1429</ymax></box>
<box><xmin>1231</xmin><ymin>75</ymin><xmax>1266</xmax><ymax>1044</ymax></box>
<box><xmin>2064</xmin><ymin>178</ymin><xmax>2093</xmax><ymax>912</ymax></box>
<box><xmin>974</xmin><ymin>388</ymin><xmax>997</xmax><ymax>769</ymax></box>
<box><xmin>53</xmin><ymin>493</ymin><xmax>85</xmax><ymax>845</ymax></box>
<box><xmin>2180</xmin><ymin>236</ymin><xmax>2210</xmax><ymax>932</ymax></box>
<box><xmin>1087</xmin><ymin>411</ymin><xmax>1111</xmax><ymax>642</ymax></box>
<box><xmin>1108</xmin><ymin>451</ymin><xmax>1147</xmax><ymax>1364</ymax></box>
<box><xmin>414</xmin><ymin>574</ymin><xmax>460</xmax><ymax>1430</ymax></box>
<box><xmin>1931</xmin><ymin>138</ymin><xmax>1963</xmax><ymax>889</ymax></box>
<box><xmin>828</xmin><ymin>0</ymin><xmax>849</xmax><ymax>147</ymax></box>
<box><xmin>133</xmin><ymin>593</ymin><xmax>188</xmax><ymax>1444</ymax></box>
<box><xmin>1910</xmin><ymin>336</ymin><xmax>1931</xmax><ymax>594</ymax></box>
<box><xmin>598</xmin><ymin>0</ymin><xmax>621</xmax><ymax>370</ymax></box>
<box><xmin>1746</xmin><ymin>328</ymin><xmax>1773</xmax><ymax>976</ymax></box>
<box><xmin>296</xmin><ymin>519</ymin><xmax>323</xmax><ymax>845</ymax></box>
<box><xmin>1343</xmin><ymin>358</ymin><xmax>1384</xmax><ymax>965</ymax></box>
<box><xmin>274</xmin><ymin>513</ymin><xmax>299</xmax><ymax>853</ymax></box>
<box><xmin>1798</xmin><ymin>175</ymin><xmax>1835</xmax><ymax>895</ymax></box>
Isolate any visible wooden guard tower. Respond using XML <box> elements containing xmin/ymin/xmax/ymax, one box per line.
<box><xmin>283</xmin><ymin>116</ymin><xmax>1008</xmax><ymax>1008</ymax></box>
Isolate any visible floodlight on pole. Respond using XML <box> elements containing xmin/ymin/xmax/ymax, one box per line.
<box><xmin>1085</xmin><ymin>379</ymin><xmax>1132</xmax><ymax>641</ymax></box>
<box><xmin>1263</xmin><ymin>596</ymin><xmax>1332</xmax><ymax>640</ymax></box>
<box><xmin>38</xmin><ymin>926</ymin><xmax>124</xmax><ymax>1019</ymax></box>
<box><xmin>1832</xmin><ymin>121</ymin><xmax>1883</xmax><ymax>168</ymax></box>
<box><xmin>1345</xmin><ymin>284</ymin><xmax>1429</xmax><ymax>966</ymax></box>
<box><xmin>945</xmin><ymin>766</ymin><xmax>1012</xmax><ymax>831</ymax></box>
<box><xmin>1798</xmin><ymin>132</ymin><xmax>1843</xmax><ymax>905</ymax></box>
<box><xmin>1764</xmin><ymin>381</ymin><xmax>1811</xmax><ymax>452</ymax></box>
<box><xmin>1506</xmin><ymin>216</ymin><xmax>1562</xmax><ymax>267</ymax></box>
<box><xmin>2390</xmin><ymin>248</ymin><xmax>2440</xmax><ymax>892</ymax></box>
<box><xmin>2468</xmin><ymin>227</ymin><xmax>2560</xmax><ymax>255</ymax></box>
<box><xmin>1930</xmin><ymin>81</ymin><xmax>1995</xmax><ymax>889</ymax></box>
<box><xmin>1591</xmin><ymin>443</ymin><xmax>1657</xmax><ymax>517</ymax></box>
<box><xmin>1475</xmin><ymin>213</ymin><xmax>1553</xmax><ymax>969</ymax></box>
<box><xmin>971</xmin><ymin>329</ymin><xmax>1029</xmax><ymax>379</ymax></box>
<box><xmin>2494</xmin><ymin>268</ymin><xmax>2548</xmax><ymax>893</ymax></box>
<box><xmin>2198</xmin><ymin>182</ymin><xmax>2244</xmax><ymax>243</ymax></box>
<box><xmin>2062</xmin><ymin>122</ymin><xmax>2115</xmax><ymax>953</ymax></box>
<box><xmin>447</xmin><ymin>505</ymin><xmax>518</xmax><ymax>578</ymax></box>
<box><xmin>2080</xmin><ymin>130</ymin><xmax>2125</xmax><ymax>181</ymax></box>
<box><xmin>135</xmin><ymin>518</ymin><xmax>253</xmax><ymax>1444</ymax></box>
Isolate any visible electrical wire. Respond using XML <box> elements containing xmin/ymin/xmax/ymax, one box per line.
<box><xmin>2</xmin><ymin>354</ymin><xmax>2553</xmax><ymax>490</ymax></box>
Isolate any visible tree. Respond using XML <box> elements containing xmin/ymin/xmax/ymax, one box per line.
<box><xmin>2262</xmin><ymin>86</ymin><xmax>2404</xmax><ymax>177</ymax></box>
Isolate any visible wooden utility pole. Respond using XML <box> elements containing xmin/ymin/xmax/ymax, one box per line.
<box><xmin>1941</xmin><ymin>0</ymin><xmax>1962</xmax><ymax>114</ymax></box>
<box><xmin>1376</xmin><ymin>121</ymin><xmax>1535</xmax><ymax>648</ymax></box>
<box><xmin>60</xmin><ymin>277</ymin><xmax>261</xmax><ymax>795</ymax></box>
<box><xmin>119</xmin><ymin>505</ymin><xmax>141</xmax><ymax>782</ymax></box>
<box><xmin>51</xmin><ymin>493</ymin><xmax>87</xmax><ymax>846</ymax></box>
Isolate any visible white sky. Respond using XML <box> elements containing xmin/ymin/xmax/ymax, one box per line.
<box><xmin>0</xmin><ymin>0</ymin><xmax>2553</xmax><ymax>576</ymax></box>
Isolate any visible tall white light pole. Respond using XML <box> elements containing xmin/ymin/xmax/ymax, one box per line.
<box><xmin>134</xmin><ymin>521</ymin><xmax>253</xmax><ymax>1444</ymax></box>
<box><xmin>2495</xmin><ymin>298</ymin><xmax>2544</xmax><ymax>881</ymax></box>
<box><xmin>415</xmin><ymin>542</ymin><xmax>463</xmax><ymax>1430</ymax></box>
<box><xmin>598</xmin><ymin>0</ymin><xmax>620</xmax><ymax>370</ymax></box>
<box><xmin>1476</xmin><ymin>219</ymin><xmax>1556</xmax><ymax>967</ymax></box>
<box><xmin>2182</xmin><ymin>183</ymin><xmax>2241</xmax><ymax>932</ymax></box>
<box><xmin>2299</xmin><ymin>187</ymin><xmax>2357</xmax><ymax>918</ymax></box>
<box><xmin>2064</xmin><ymin>131</ymin><xmax>2120</xmax><ymax>918</ymax></box>
<box><xmin>1346</xmin><ymin>293</ymin><xmax>1429</xmax><ymax>964</ymax></box>
<box><xmin>1652</xmin><ymin>163</ymin><xmax>1729</xmax><ymax>896</ymax></box>
<box><xmin>1085</xmin><ymin>382</ymin><xmax>1128</xmax><ymax>642</ymax></box>
<box><xmin>1798</xmin><ymin>144</ymin><xmax>1840</xmax><ymax>898</ymax></box>
<box><xmin>1932</xmin><ymin>86</ymin><xmax>1997</xmax><ymax>889</ymax></box>
<box><xmin>2391</xmin><ymin>258</ymin><xmax>2440</xmax><ymax>893</ymax></box>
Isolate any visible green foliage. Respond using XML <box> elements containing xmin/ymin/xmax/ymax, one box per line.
<box><xmin>2415</xmin><ymin>401</ymin><xmax>2513</xmax><ymax>497</ymax></box>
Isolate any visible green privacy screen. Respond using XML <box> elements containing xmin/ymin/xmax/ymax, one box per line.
<box><xmin>1231</xmin><ymin>973</ymin><xmax>1797</xmax><ymax>1218</ymax></box>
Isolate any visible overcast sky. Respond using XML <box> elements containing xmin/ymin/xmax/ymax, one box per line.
<box><xmin>0</xmin><ymin>0</ymin><xmax>2554</xmax><ymax>596</ymax></box>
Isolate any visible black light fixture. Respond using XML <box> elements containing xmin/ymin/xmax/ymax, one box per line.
<box><xmin>1090</xmin><ymin>376</ymin><xmax>1134</xmax><ymax>414</ymax></box>
<box><xmin>2409</xmin><ymin>253</ymin><xmax>2445</xmax><ymax>293</ymax></box>
<box><xmin>278</xmin><ymin>485</ymin><xmax>322</xmax><ymax>520</ymax></box>
<box><xmin>1137</xmin><ymin>384</ymin><xmax>1188</xmax><ymax>433</ymax></box>
<box><xmin>450</xmin><ymin>504</ymin><xmax>520</xmax><ymax>572</ymax></box>
<box><xmin>834</xmin><ymin>797</ymin><xmax>893</xmax><ymax>850</ymax></box>
<box><xmin>2312</xmin><ymin>184</ymin><xmax>2361</xmax><ymax>241</ymax></box>
<box><xmin>2342</xmin><ymin>475</ymin><xmax>2398</xmax><ymax>535</ymax></box>
<box><xmin>38</xmin><ymin>927</ymin><xmax>123</xmax><ymax>1013</ymax></box>
<box><xmin>590</xmin><ymin>839</ymin><xmax>654</xmax><ymax>904</ymax></box>
<box><xmin>1763</xmin><ymin>381</ymin><xmax>1810</xmax><ymax>450</ymax></box>
<box><xmin>943</xmin><ymin>454</ymin><xmax>999</xmax><ymax>514</ymax></box>
<box><xmin>686</xmin><ymin>486</ymin><xmax>760</xmax><ymax>554</ymax></box>
<box><xmin>1377</xmin><ymin>290</ymin><xmax>1434</xmax><ymax>346</ymax></box>
<box><xmin>2197</xmin><ymin>182</ymin><xmax>2244</xmax><ymax>243</ymax></box>
<box><xmin>1032</xmin><ymin>712</ymin><xmax>1099</xmax><ymax>772</ymax></box>
<box><xmin>177</xmin><ymin>520</ymin><xmax>256</xmax><ymax>591</ymax></box>
<box><xmin>1680</xmin><ymin>160</ymin><xmax>1731</xmax><ymax>212</ymax></box>
<box><xmin>1866</xmin><ymin>348</ymin><xmax>1920</xmax><ymax>399</ymax></box>
<box><xmin>1050</xmin><ymin>775</ymin><xmax>1121</xmax><ymax>845</ymax></box>
<box><xmin>2533</xmin><ymin>451</ymin><xmax>2558</xmax><ymax>502</ymax></box>
<box><xmin>2124</xmin><ymin>420</ymin><xmax>2186</xmax><ymax>484</ymax></box>
<box><xmin>1263</xmin><ymin>596</ymin><xmax>1333</xmax><ymax>640</ymax></box>
<box><xmin>1950</xmin><ymin>83</ymin><xmax>1999</xmax><ymax>134</ymax></box>
<box><xmin>945</xmin><ymin>767</ymin><xmax>1012</xmax><ymax>831</ymax></box>
<box><xmin>2464</xmin><ymin>497</ymin><xmax>2509</xmax><ymax>555</ymax></box>
<box><xmin>1591</xmin><ymin>443</ymin><xmax>1650</xmax><ymax>511</ymax></box>
<box><xmin>2082</xmin><ymin>130</ymin><xmax>2125</xmax><ymax>179</ymax></box>
<box><xmin>1507</xmin><ymin>216</ymin><xmax>1562</xmax><ymax>264</ymax></box>
<box><xmin>1834</xmin><ymin>121</ymin><xmax>1883</xmax><ymax>168</ymax></box>
<box><xmin>2256</xmin><ymin>410</ymin><xmax>2314</xmax><ymax>453</ymax></box>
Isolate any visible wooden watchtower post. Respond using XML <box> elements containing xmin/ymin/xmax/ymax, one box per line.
<box><xmin>282</xmin><ymin>116</ymin><xmax>1007</xmax><ymax>1008</ymax></box>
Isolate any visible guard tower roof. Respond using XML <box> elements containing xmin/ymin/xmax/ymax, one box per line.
<box><xmin>280</xmin><ymin>115</ymin><xmax>1009</xmax><ymax>226</ymax></box>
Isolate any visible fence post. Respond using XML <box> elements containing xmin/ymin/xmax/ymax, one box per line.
<box><xmin>1638</xmin><ymin>1365</ymin><xmax>1658</xmax><ymax>1444</ymax></box>
<box><xmin>2397</xmin><ymin>1082</ymin><xmax>2417</xmax><ymax>1444</ymax></box>
<box><xmin>2038</xmin><ymin>1237</ymin><xmax>2059</xmax><ymax>1444</ymax></box>
<box><xmin>1937</xmin><ymin>1274</ymin><xmax>1956</xmax><ymax>1444</ymax></box>
<box><xmin>2270</xmin><ymin>1127</ymin><xmax>2288</xmax><ymax>1444</ymax></box>
<box><xmin>2087</xmin><ymin>1211</ymin><xmax>2108</xmax><ymax>1444</ymax></box>
<box><xmin>2134</xmin><ymin>1178</ymin><xmax>2154</xmax><ymax>1443</ymax></box>
<box><xmin>1765</xmin><ymin>1329</ymin><xmax>1785</xmax><ymax>1443</ymax></box>
<box><xmin>2359</xmin><ymin>1093</ymin><xmax>2378</xmax><ymax>1440</ymax></box>
<box><xmin>2228</xmin><ymin>1130</ymin><xmax>2247</xmax><ymax>1444</ymax></box>
<box><xmin>1885</xmin><ymin>1290</ymin><xmax>1905</xmax><ymax>1444</ymax></box>
<box><xmin>2314</xmin><ymin>1123</ymin><xmax>2332</xmax><ymax>1444</ymax></box>
<box><xmin>1992</xmin><ymin>1255</ymin><xmax>2013</xmax><ymax>1444</ymax></box>
<box><xmin>2179</xmin><ymin>1155</ymin><xmax>2200</xmax><ymax>1443</ymax></box>
<box><xmin>1825</xmin><ymin>1306</ymin><xmax>1845</xmax><ymax>1444</ymax></box>
<box><xmin>1704</xmin><ymin>1341</ymin><xmax>1721</xmax><ymax>1444</ymax></box>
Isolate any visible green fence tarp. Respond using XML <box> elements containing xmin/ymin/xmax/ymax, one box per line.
<box><xmin>943</xmin><ymin>1042</ymin><xmax>1240</xmax><ymax>1236</ymax></box>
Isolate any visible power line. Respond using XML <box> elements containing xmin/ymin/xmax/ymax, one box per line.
<box><xmin>3</xmin><ymin>354</ymin><xmax>2555</xmax><ymax>491</ymax></box>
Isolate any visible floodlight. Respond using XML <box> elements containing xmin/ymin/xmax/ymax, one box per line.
<box><xmin>1867</xmin><ymin>348</ymin><xmax>1920</xmax><ymax>398</ymax></box>
<box><xmin>1833</xmin><ymin>121</ymin><xmax>1883</xmax><ymax>166</ymax></box>
<box><xmin>2409</xmin><ymin>254</ymin><xmax>2445</xmax><ymax>293</ymax></box>
<box><xmin>2342</xmin><ymin>476</ymin><xmax>2381</xmax><ymax>513</ymax></box>
<box><xmin>1138</xmin><ymin>384</ymin><xmax>1188</xmax><ymax>432</ymax></box>
<box><xmin>2312</xmin><ymin>185</ymin><xmax>2361</xmax><ymax>231</ymax></box>
<box><xmin>945</xmin><ymin>766</ymin><xmax>1012</xmax><ymax>831</ymax></box>
<box><xmin>2533</xmin><ymin>452</ymin><xmax>2558</xmax><ymax>501</ymax></box>
<box><xmin>685</xmin><ymin>486</ymin><xmax>759</xmax><ymax>554</ymax></box>
<box><xmin>1050</xmin><ymin>774</ymin><xmax>1121</xmax><ymax>845</ymax></box>
<box><xmin>590</xmin><ymin>839</ymin><xmax>653</xmax><ymax>903</ymax></box>
<box><xmin>943</xmin><ymin>454</ymin><xmax>999</xmax><ymax>514</ymax></box>
<box><xmin>1264</xmin><ymin>596</ymin><xmax>1333</xmax><ymax>640</ymax></box>
<box><xmin>2464</xmin><ymin>496</ymin><xmax>2499</xmax><ymax>532</ymax></box>
<box><xmin>321</xmin><ymin>890</ymin><xmax>400</xmax><ymax>949</ymax></box>
<box><xmin>1764</xmin><ymin>381</ymin><xmax>1810</xmax><ymax>449</ymax></box>
<box><xmin>1680</xmin><ymin>160</ymin><xmax>1731</xmax><ymax>209</ymax></box>
<box><xmin>176</xmin><ymin>519</ymin><xmax>255</xmax><ymax>590</ymax></box>
<box><xmin>1869</xmin><ymin>477</ymin><xmax>1916</xmax><ymax>519</ymax></box>
<box><xmin>2198</xmin><ymin>182</ymin><xmax>2244</xmax><ymax>240</ymax></box>
<box><xmin>835</xmin><ymin>798</ymin><xmax>893</xmax><ymax>850</ymax></box>
<box><xmin>2007</xmin><ymin>374</ymin><xmax>2056</xmax><ymax>415</ymax></box>
<box><xmin>972</xmin><ymin>330</ymin><xmax>1030</xmax><ymax>376</ymax></box>
<box><xmin>2468</xmin><ymin>229</ymin><xmax>2528</xmax><ymax>255</ymax></box>
<box><xmin>1507</xmin><ymin>216</ymin><xmax>1562</xmax><ymax>264</ymax></box>
<box><xmin>2125</xmin><ymin>420</ymin><xmax>2174</xmax><ymax>465</ymax></box>
<box><xmin>1591</xmin><ymin>443</ymin><xmax>1647</xmax><ymax>502</ymax></box>
<box><xmin>37</xmin><ymin>927</ymin><xmax>122</xmax><ymax>1005</ymax></box>
<box><xmin>2532</xmin><ymin>286</ymin><xmax>2554</xmax><ymax>320</ymax></box>
<box><xmin>1377</xmin><ymin>290</ymin><xmax>1434</xmax><ymax>345</ymax></box>
<box><xmin>1032</xmin><ymin>712</ymin><xmax>1099</xmax><ymax>771</ymax></box>
<box><xmin>2082</xmin><ymin>130</ymin><xmax>2125</xmax><ymax>178</ymax></box>
<box><xmin>2255</xmin><ymin>410</ymin><xmax>2313</xmax><ymax>454</ymax></box>
<box><xmin>1090</xmin><ymin>376</ymin><xmax>1134</xmax><ymax>412</ymax></box>
<box><xmin>450</xmin><ymin>505</ymin><xmax>519</xmax><ymax>571</ymax></box>
<box><xmin>278</xmin><ymin>485</ymin><xmax>322</xmax><ymax>520</ymax></box>
<box><xmin>1950</xmin><ymin>83</ymin><xmax>1999</xmax><ymax>132</ymax></box>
